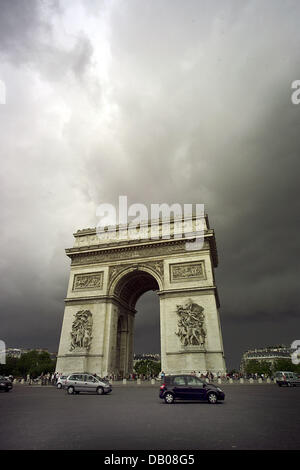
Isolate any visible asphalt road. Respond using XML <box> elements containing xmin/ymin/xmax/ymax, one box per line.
<box><xmin>0</xmin><ymin>384</ymin><xmax>300</xmax><ymax>450</ymax></box>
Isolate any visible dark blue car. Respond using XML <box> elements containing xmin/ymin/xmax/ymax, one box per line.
<box><xmin>159</xmin><ymin>374</ymin><xmax>225</xmax><ymax>404</ymax></box>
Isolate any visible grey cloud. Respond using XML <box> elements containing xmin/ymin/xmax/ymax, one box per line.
<box><xmin>0</xmin><ymin>0</ymin><xmax>95</xmax><ymax>86</ymax></box>
<box><xmin>0</xmin><ymin>0</ymin><xmax>299</xmax><ymax>369</ymax></box>
<box><xmin>0</xmin><ymin>0</ymin><xmax>43</xmax><ymax>63</ymax></box>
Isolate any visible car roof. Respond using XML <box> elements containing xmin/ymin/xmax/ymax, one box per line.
<box><xmin>165</xmin><ymin>374</ymin><xmax>196</xmax><ymax>377</ymax></box>
<box><xmin>68</xmin><ymin>372</ymin><xmax>90</xmax><ymax>375</ymax></box>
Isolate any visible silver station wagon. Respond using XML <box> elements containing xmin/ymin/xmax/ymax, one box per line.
<box><xmin>64</xmin><ymin>373</ymin><xmax>112</xmax><ymax>395</ymax></box>
<box><xmin>275</xmin><ymin>371</ymin><xmax>300</xmax><ymax>387</ymax></box>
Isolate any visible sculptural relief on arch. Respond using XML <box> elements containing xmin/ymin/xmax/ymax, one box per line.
<box><xmin>56</xmin><ymin>215</ymin><xmax>226</xmax><ymax>376</ymax></box>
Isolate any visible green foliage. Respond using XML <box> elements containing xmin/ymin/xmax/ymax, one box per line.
<box><xmin>244</xmin><ymin>358</ymin><xmax>300</xmax><ymax>375</ymax></box>
<box><xmin>272</xmin><ymin>358</ymin><xmax>300</xmax><ymax>373</ymax></box>
<box><xmin>0</xmin><ymin>350</ymin><xmax>56</xmax><ymax>378</ymax></box>
<box><xmin>244</xmin><ymin>359</ymin><xmax>272</xmax><ymax>376</ymax></box>
<box><xmin>134</xmin><ymin>359</ymin><xmax>161</xmax><ymax>377</ymax></box>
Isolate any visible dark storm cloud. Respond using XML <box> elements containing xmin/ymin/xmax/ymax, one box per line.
<box><xmin>0</xmin><ymin>0</ymin><xmax>299</xmax><ymax>368</ymax></box>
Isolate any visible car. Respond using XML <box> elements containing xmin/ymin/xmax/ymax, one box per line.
<box><xmin>63</xmin><ymin>373</ymin><xmax>112</xmax><ymax>395</ymax></box>
<box><xmin>56</xmin><ymin>375</ymin><xmax>68</xmax><ymax>389</ymax></box>
<box><xmin>159</xmin><ymin>374</ymin><xmax>225</xmax><ymax>404</ymax></box>
<box><xmin>275</xmin><ymin>371</ymin><xmax>300</xmax><ymax>387</ymax></box>
<box><xmin>0</xmin><ymin>375</ymin><xmax>13</xmax><ymax>392</ymax></box>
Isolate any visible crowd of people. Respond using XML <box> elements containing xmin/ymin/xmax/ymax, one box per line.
<box><xmin>6</xmin><ymin>370</ymin><xmax>275</xmax><ymax>385</ymax></box>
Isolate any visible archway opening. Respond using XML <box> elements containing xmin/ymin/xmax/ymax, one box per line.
<box><xmin>112</xmin><ymin>269</ymin><xmax>161</xmax><ymax>377</ymax></box>
<box><xmin>114</xmin><ymin>269</ymin><xmax>159</xmax><ymax>308</ymax></box>
<box><xmin>134</xmin><ymin>291</ymin><xmax>160</xmax><ymax>356</ymax></box>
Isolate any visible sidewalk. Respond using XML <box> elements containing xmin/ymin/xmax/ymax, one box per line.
<box><xmin>14</xmin><ymin>379</ymin><xmax>276</xmax><ymax>387</ymax></box>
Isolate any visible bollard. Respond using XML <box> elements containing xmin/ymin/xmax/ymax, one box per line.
<box><xmin>240</xmin><ymin>378</ymin><xmax>244</xmax><ymax>384</ymax></box>
<box><xmin>21</xmin><ymin>379</ymin><xmax>24</xmax><ymax>384</ymax></box>
<box><xmin>229</xmin><ymin>378</ymin><xmax>233</xmax><ymax>384</ymax></box>
<box><xmin>249</xmin><ymin>378</ymin><xmax>253</xmax><ymax>384</ymax></box>
<box><xmin>122</xmin><ymin>378</ymin><xmax>127</xmax><ymax>385</ymax></box>
<box><xmin>151</xmin><ymin>379</ymin><xmax>155</xmax><ymax>385</ymax></box>
<box><xmin>267</xmin><ymin>378</ymin><xmax>271</xmax><ymax>384</ymax></box>
<box><xmin>217</xmin><ymin>378</ymin><xmax>222</xmax><ymax>384</ymax></box>
<box><xmin>137</xmin><ymin>379</ymin><xmax>141</xmax><ymax>385</ymax></box>
<box><xmin>258</xmin><ymin>378</ymin><xmax>262</xmax><ymax>383</ymax></box>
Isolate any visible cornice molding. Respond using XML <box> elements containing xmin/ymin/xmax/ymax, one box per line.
<box><xmin>66</xmin><ymin>233</ymin><xmax>218</xmax><ymax>268</ymax></box>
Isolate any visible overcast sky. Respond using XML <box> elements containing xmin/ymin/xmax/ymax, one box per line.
<box><xmin>1</xmin><ymin>0</ymin><xmax>299</xmax><ymax>369</ymax></box>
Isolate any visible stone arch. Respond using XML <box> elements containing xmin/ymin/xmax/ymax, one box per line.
<box><xmin>56</xmin><ymin>216</ymin><xmax>226</xmax><ymax>377</ymax></box>
<box><xmin>109</xmin><ymin>265</ymin><xmax>163</xmax><ymax>308</ymax></box>
<box><xmin>108</xmin><ymin>264</ymin><xmax>163</xmax><ymax>299</ymax></box>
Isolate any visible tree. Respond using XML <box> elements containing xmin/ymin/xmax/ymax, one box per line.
<box><xmin>272</xmin><ymin>358</ymin><xmax>300</xmax><ymax>374</ymax></box>
<box><xmin>0</xmin><ymin>350</ymin><xmax>56</xmax><ymax>378</ymax></box>
<box><xmin>0</xmin><ymin>357</ymin><xmax>19</xmax><ymax>376</ymax></box>
<box><xmin>244</xmin><ymin>359</ymin><xmax>272</xmax><ymax>376</ymax></box>
<box><xmin>134</xmin><ymin>359</ymin><xmax>161</xmax><ymax>377</ymax></box>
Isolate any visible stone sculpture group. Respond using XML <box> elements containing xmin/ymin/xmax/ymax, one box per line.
<box><xmin>176</xmin><ymin>299</ymin><xmax>206</xmax><ymax>347</ymax></box>
<box><xmin>70</xmin><ymin>310</ymin><xmax>93</xmax><ymax>351</ymax></box>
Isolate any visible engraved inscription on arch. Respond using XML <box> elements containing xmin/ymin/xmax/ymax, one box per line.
<box><xmin>169</xmin><ymin>261</ymin><xmax>206</xmax><ymax>283</ymax></box>
<box><xmin>72</xmin><ymin>272</ymin><xmax>104</xmax><ymax>291</ymax></box>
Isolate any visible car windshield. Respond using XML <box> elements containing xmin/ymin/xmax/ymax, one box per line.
<box><xmin>186</xmin><ymin>376</ymin><xmax>203</xmax><ymax>386</ymax></box>
<box><xmin>95</xmin><ymin>375</ymin><xmax>108</xmax><ymax>382</ymax></box>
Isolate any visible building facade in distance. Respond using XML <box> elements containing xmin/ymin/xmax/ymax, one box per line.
<box><xmin>240</xmin><ymin>345</ymin><xmax>293</xmax><ymax>372</ymax></box>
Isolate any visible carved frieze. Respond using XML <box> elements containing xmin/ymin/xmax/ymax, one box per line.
<box><xmin>70</xmin><ymin>241</ymin><xmax>187</xmax><ymax>266</ymax></box>
<box><xmin>70</xmin><ymin>310</ymin><xmax>93</xmax><ymax>351</ymax></box>
<box><xmin>175</xmin><ymin>299</ymin><xmax>206</xmax><ymax>347</ymax></box>
<box><xmin>170</xmin><ymin>261</ymin><xmax>206</xmax><ymax>283</ymax></box>
<box><xmin>147</xmin><ymin>260</ymin><xmax>164</xmax><ymax>277</ymax></box>
<box><xmin>72</xmin><ymin>272</ymin><xmax>103</xmax><ymax>290</ymax></box>
<box><xmin>108</xmin><ymin>260</ymin><xmax>164</xmax><ymax>284</ymax></box>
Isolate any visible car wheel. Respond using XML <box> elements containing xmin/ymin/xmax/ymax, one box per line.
<box><xmin>4</xmin><ymin>389</ymin><xmax>10</xmax><ymax>392</ymax></box>
<box><xmin>208</xmin><ymin>392</ymin><xmax>218</xmax><ymax>404</ymax></box>
<box><xmin>67</xmin><ymin>386</ymin><xmax>74</xmax><ymax>395</ymax></box>
<box><xmin>57</xmin><ymin>383</ymin><xmax>62</xmax><ymax>389</ymax></box>
<box><xmin>164</xmin><ymin>393</ymin><xmax>174</xmax><ymax>404</ymax></box>
<box><xmin>97</xmin><ymin>387</ymin><xmax>104</xmax><ymax>395</ymax></box>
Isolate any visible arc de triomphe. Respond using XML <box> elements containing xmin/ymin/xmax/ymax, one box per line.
<box><xmin>56</xmin><ymin>215</ymin><xmax>226</xmax><ymax>376</ymax></box>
